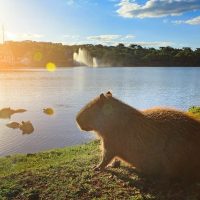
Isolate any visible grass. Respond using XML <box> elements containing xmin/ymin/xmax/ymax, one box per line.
<box><xmin>1</xmin><ymin>107</ymin><xmax>200</xmax><ymax>200</ymax></box>
<box><xmin>188</xmin><ymin>106</ymin><xmax>200</xmax><ymax>119</ymax></box>
<box><xmin>1</xmin><ymin>140</ymin><xmax>200</xmax><ymax>200</ymax></box>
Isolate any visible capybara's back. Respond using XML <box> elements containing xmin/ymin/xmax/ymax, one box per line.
<box><xmin>76</xmin><ymin>92</ymin><xmax>200</xmax><ymax>181</ymax></box>
<box><xmin>143</xmin><ymin>108</ymin><xmax>200</xmax><ymax>180</ymax></box>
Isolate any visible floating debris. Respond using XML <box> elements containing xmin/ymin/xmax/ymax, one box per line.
<box><xmin>0</xmin><ymin>107</ymin><xmax>27</xmax><ymax>119</ymax></box>
<box><xmin>6</xmin><ymin>122</ymin><xmax>20</xmax><ymax>129</ymax></box>
<box><xmin>43</xmin><ymin>108</ymin><xmax>54</xmax><ymax>116</ymax></box>
<box><xmin>19</xmin><ymin>121</ymin><xmax>34</xmax><ymax>134</ymax></box>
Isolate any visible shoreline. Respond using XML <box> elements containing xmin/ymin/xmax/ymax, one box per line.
<box><xmin>0</xmin><ymin>107</ymin><xmax>199</xmax><ymax>158</ymax></box>
<box><xmin>0</xmin><ymin>109</ymin><xmax>200</xmax><ymax>199</ymax></box>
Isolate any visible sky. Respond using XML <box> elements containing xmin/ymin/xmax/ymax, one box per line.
<box><xmin>0</xmin><ymin>0</ymin><xmax>200</xmax><ymax>48</ymax></box>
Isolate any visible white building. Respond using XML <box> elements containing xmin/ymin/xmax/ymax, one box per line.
<box><xmin>0</xmin><ymin>46</ymin><xmax>15</xmax><ymax>66</ymax></box>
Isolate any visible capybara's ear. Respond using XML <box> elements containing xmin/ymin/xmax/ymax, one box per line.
<box><xmin>106</xmin><ymin>91</ymin><xmax>112</xmax><ymax>96</ymax></box>
<box><xmin>100</xmin><ymin>93</ymin><xmax>106</xmax><ymax>100</ymax></box>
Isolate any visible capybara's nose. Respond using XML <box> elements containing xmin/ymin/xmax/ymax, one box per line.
<box><xmin>76</xmin><ymin>114</ymin><xmax>84</xmax><ymax>128</ymax></box>
<box><xmin>76</xmin><ymin>114</ymin><xmax>81</xmax><ymax>124</ymax></box>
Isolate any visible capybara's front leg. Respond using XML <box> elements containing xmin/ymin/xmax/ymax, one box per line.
<box><xmin>110</xmin><ymin>159</ymin><xmax>121</xmax><ymax>168</ymax></box>
<box><xmin>95</xmin><ymin>150</ymin><xmax>113</xmax><ymax>171</ymax></box>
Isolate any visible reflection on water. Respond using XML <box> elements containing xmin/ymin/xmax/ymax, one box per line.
<box><xmin>0</xmin><ymin>67</ymin><xmax>200</xmax><ymax>156</ymax></box>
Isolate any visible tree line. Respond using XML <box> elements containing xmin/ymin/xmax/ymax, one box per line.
<box><xmin>0</xmin><ymin>41</ymin><xmax>200</xmax><ymax>67</ymax></box>
<box><xmin>76</xmin><ymin>43</ymin><xmax>200</xmax><ymax>67</ymax></box>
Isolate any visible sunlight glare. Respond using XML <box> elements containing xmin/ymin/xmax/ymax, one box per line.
<box><xmin>46</xmin><ymin>62</ymin><xmax>56</xmax><ymax>72</ymax></box>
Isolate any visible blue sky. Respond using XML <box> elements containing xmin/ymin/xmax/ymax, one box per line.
<box><xmin>0</xmin><ymin>0</ymin><xmax>200</xmax><ymax>48</ymax></box>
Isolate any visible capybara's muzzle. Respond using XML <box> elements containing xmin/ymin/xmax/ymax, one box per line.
<box><xmin>76</xmin><ymin>115</ymin><xmax>92</xmax><ymax>131</ymax></box>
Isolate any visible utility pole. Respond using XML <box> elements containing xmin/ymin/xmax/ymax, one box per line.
<box><xmin>2</xmin><ymin>25</ymin><xmax>5</xmax><ymax>44</ymax></box>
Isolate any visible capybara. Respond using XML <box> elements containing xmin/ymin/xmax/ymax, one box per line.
<box><xmin>76</xmin><ymin>92</ymin><xmax>200</xmax><ymax>181</ymax></box>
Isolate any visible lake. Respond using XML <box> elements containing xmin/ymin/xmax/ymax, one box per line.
<box><xmin>0</xmin><ymin>67</ymin><xmax>200</xmax><ymax>156</ymax></box>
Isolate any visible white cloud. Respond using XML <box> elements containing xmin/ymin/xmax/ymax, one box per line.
<box><xmin>117</xmin><ymin>0</ymin><xmax>200</xmax><ymax>18</ymax></box>
<box><xmin>21</xmin><ymin>33</ymin><xmax>44</xmax><ymax>39</ymax></box>
<box><xmin>87</xmin><ymin>34</ymin><xmax>135</xmax><ymax>44</ymax></box>
<box><xmin>130</xmin><ymin>41</ymin><xmax>174</xmax><ymax>47</ymax></box>
<box><xmin>186</xmin><ymin>16</ymin><xmax>200</xmax><ymax>24</ymax></box>
<box><xmin>173</xmin><ymin>16</ymin><xmax>200</xmax><ymax>25</ymax></box>
<box><xmin>87</xmin><ymin>34</ymin><xmax>122</xmax><ymax>42</ymax></box>
<box><xmin>109</xmin><ymin>41</ymin><xmax>173</xmax><ymax>47</ymax></box>
<box><xmin>63</xmin><ymin>35</ymin><xmax>80</xmax><ymax>39</ymax></box>
<box><xmin>6</xmin><ymin>32</ymin><xmax>44</xmax><ymax>41</ymax></box>
<box><xmin>86</xmin><ymin>34</ymin><xmax>173</xmax><ymax>47</ymax></box>
<box><xmin>124</xmin><ymin>34</ymin><xmax>135</xmax><ymax>39</ymax></box>
<box><xmin>66</xmin><ymin>0</ymin><xmax>75</xmax><ymax>5</ymax></box>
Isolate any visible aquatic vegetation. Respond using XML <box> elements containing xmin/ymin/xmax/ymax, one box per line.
<box><xmin>43</xmin><ymin>108</ymin><xmax>54</xmax><ymax>116</ymax></box>
<box><xmin>0</xmin><ymin>107</ymin><xmax>27</xmax><ymax>119</ymax></box>
<box><xmin>19</xmin><ymin>121</ymin><xmax>34</xmax><ymax>134</ymax></box>
<box><xmin>6</xmin><ymin>122</ymin><xmax>20</xmax><ymax>129</ymax></box>
<box><xmin>6</xmin><ymin>121</ymin><xmax>34</xmax><ymax>134</ymax></box>
<box><xmin>15</xmin><ymin>109</ymin><xmax>27</xmax><ymax>113</ymax></box>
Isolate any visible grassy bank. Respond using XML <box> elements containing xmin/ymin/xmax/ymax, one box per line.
<box><xmin>1</xmin><ymin>108</ymin><xmax>200</xmax><ymax>200</ymax></box>
<box><xmin>1</xmin><ymin>140</ymin><xmax>200</xmax><ymax>200</ymax></box>
<box><xmin>188</xmin><ymin>106</ymin><xmax>200</xmax><ymax>119</ymax></box>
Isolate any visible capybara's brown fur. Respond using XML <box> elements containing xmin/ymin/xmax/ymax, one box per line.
<box><xmin>76</xmin><ymin>92</ymin><xmax>200</xmax><ymax>181</ymax></box>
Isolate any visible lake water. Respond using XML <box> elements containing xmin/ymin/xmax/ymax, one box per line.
<box><xmin>0</xmin><ymin>67</ymin><xmax>200</xmax><ymax>156</ymax></box>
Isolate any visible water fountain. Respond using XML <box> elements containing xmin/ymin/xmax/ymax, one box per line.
<box><xmin>73</xmin><ymin>48</ymin><xmax>98</xmax><ymax>67</ymax></box>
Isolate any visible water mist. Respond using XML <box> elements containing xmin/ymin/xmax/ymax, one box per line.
<box><xmin>73</xmin><ymin>48</ymin><xmax>98</xmax><ymax>67</ymax></box>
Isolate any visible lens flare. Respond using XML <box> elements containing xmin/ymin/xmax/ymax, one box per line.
<box><xmin>46</xmin><ymin>62</ymin><xmax>56</xmax><ymax>72</ymax></box>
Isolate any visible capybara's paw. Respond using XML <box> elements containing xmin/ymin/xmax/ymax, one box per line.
<box><xmin>94</xmin><ymin>166</ymin><xmax>101</xmax><ymax>171</ymax></box>
<box><xmin>93</xmin><ymin>165</ymin><xmax>105</xmax><ymax>171</ymax></box>
<box><xmin>110</xmin><ymin>160</ymin><xmax>121</xmax><ymax>168</ymax></box>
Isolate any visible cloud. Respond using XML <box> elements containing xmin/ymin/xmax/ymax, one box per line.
<box><xmin>124</xmin><ymin>34</ymin><xmax>135</xmax><ymax>39</ymax></box>
<box><xmin>173</xmin><ymin>16</ymin><xmax>200</xmax><ymax>25</ymax></box>
<box><xmin>109</xmin><ymin>41</ymin><xmax>173</xmax><ymax>47</ymax></box>
<box><xmin>63</xmin><ymin>35</ymin><xmax>80</xmax><ymax>39</ymax></box>
<box><xmin>87</xmin><ymin>34</ymin><xmax>135</xmax><ymax>44</ymax></box>
<box><xmin>86</xmin><ymin>34</ymin><xmax>173</xmax><ymax>47</ymax></box>
<box><xmin>21</xmin><ymin>33</ymin><xmax>44</xmax><ymax>39</ymax></box>
<box><xmin>87</xmin><ymin>34</ymin><xmax>122</xmax><ymax>42</ymax></box>
<box><xmin>117</xmin><ymin>0</ymin><xmax>200</xmax><ymax>18</ymax></box>
<box><xmin>65</xmin><ymin>0</ymin><xmax>96</xmax><ymax>6</ymax></box>
<box><xmin>130</xmin><ymin>41</ymin><xmax>174</xmax><ymax>47</ymax></box>
<box><xmin>66</xmin><ymin>0</ymin><xmax>75</xmax><ymax>5</ymax></box>
<box><xmin>6</xmin><ymin>32</ymin><xmax>44</xmax><ymax>41</ymax></box>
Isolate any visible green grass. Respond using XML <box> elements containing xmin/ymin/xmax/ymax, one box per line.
<box><xmin>188</xmin><ymin>106</ymin><xmax>200</xmax><ymax>119</ymax></box>
<box><xmin>1</xmin><ymin>140</ymin><xmax>200</xmax><ymax>200</ymax></box>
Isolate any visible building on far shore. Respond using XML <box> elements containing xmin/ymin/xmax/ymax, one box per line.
<box><xmin>0</xmin><ymin>45</ymin><xmax>15</xmax><ymax>66</ymax></box>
